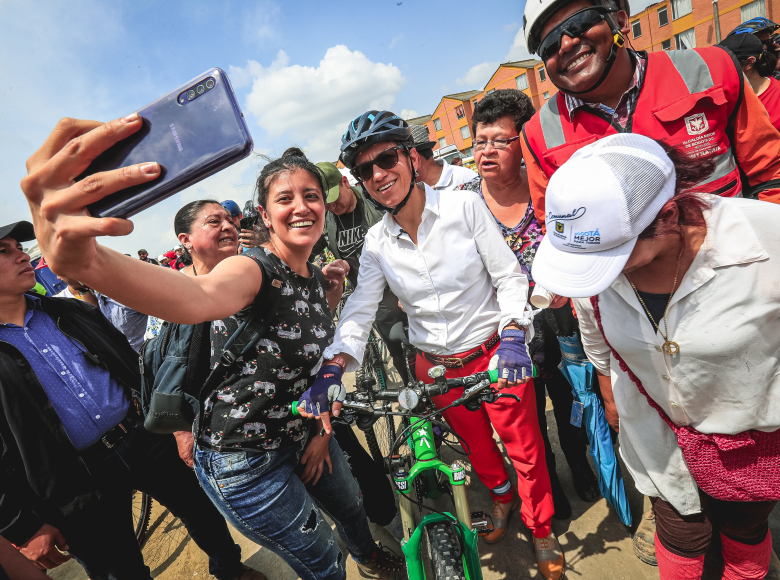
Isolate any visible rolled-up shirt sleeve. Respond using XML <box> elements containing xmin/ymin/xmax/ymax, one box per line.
<box><xmin>468</xmin><ymin>195</ymin><xmax>533</xmax><ymax>335</ymax></box>
<box><xmin>572</xmin><ymin>298</ymin><xmax>611</xmax><ymax>375</ymax></box>
<box><xmin>323</xmin><ymin>235</ymin><xmax>388</xmax><ymax>371</ymax></box>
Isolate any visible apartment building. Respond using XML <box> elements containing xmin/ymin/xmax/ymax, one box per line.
<box><xmin>411</xmin><ymin>60</ymin><xmax>558</xmax><ymax>159</ymax></box>
<box><xmin>628</xmin><ymin>0</ymin><xmax>776</xmax><ymax>52</ymax></box>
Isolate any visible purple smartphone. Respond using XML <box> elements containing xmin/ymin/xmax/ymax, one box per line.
<box><xmin>84</xmin><ymin>68</ymin><xmax>253</xmax><ymax>218</ymax></box>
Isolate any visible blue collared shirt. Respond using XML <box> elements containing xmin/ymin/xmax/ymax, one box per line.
<box><xmin>95</xmin><ymin>294</ymin><xmax>149</xmax><ymax>352</ymax></box>
<box><xmin>0</xmin><ymin>295</ymin><xmax>130</xmax><ymax>450</ymax></box>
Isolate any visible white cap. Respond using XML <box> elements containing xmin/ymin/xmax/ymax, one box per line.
<box><xmin>531</xmin><ymin>134</ymin><xmax>676</xmax><ymax>298</ymax></box>
<box><xmin>157</xmin><ymin>255</ymin><xmax>165</xmax><ymax>261</ymax></box>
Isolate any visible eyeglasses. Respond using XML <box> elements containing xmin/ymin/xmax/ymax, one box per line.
<box><xmin>473</xmin><ymin>136</ymin><xmax>520</xmax><ymax>152</ymax></box>
<box><xmin>538</xmin><ymin>7</ymin><xmax>611</xmax><ymax>62</ymax></box>
<box><xmin>350</xmin><ymin>146</ymin><xmax>406</xmax><ymax>183</ymax></box>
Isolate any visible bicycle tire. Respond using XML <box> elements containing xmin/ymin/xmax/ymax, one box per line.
<box><xmin>426</xmin><ymin>522</ymin><xmax>466</xmax><ymax>580</ymax></box>
<box><xmin>132</xmin><ymin>489</ymin><xmax>153</xmax><ymax>547</ymax></box>
<box><xmin>361</xmin><ymin>335</ymin><xmax>396</xmax><ymax>464</ymax></box>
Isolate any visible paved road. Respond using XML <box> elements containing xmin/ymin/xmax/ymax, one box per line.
<box><xmin>50</xmin><ymin>366</ymin><xmax>779</xmax><ymax>579</ymax></box>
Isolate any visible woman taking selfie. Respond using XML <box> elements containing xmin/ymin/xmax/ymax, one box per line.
<box><xmin>21</xmin><ymin>116</ymin><xmax>404</xmax><ymax>580</ymax></box>
<box><xmin>532</xmin><ymin>133</ymin><xmax>780</xmax><ymax>580</ymax></box>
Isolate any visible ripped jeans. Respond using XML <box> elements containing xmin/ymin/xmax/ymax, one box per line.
<box><xmin>194</xmin><ymin>435</ymin><xmax>377</xmax><ymax>580</ymax></box>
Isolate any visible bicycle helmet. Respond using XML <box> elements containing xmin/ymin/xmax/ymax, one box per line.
<box><xmin>220</xmin><ymin>200</ymin><xmax>242</xmax><ymax>217</ymax></box>
<box><xmin>339</xmin><ymin>110</ymin><xmax>417</xmax><ymax>215</ymax></box>
<box><xmin>728</xmin><ymin>17</ymin><xmax>780</xmax><ymax>37</ymax></box>
<box><xmin>524</xmin><ymin>0</ymin><xmax>625</xmax><ymax>95</ymax></box>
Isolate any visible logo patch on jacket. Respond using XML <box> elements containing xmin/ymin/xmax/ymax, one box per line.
<box><xmin>684</xmin><ymin>113</ymin><xmax>709</xmax><ymax>136</ymax></box>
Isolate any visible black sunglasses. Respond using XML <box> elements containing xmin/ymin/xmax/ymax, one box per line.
<box><xmin>351</xmin><ymin>146</ymin><xmax>406</xmax><ymax>183</ymax></box>
<box><xmin>538</xmin><ymin>7</ymin><xmax>611</xmax><ymax>62</ymax></box>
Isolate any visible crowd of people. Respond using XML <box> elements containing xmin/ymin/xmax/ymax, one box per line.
<box><xmin>3</xmin><ymin>1</ymin><xmax>780</xmax><ymax>580</ymax></box>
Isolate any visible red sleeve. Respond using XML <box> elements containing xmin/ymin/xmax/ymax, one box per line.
<box><xmin>521</xmin><ymin>132</ymin><xmax>550</xmax><ymax>232</ymax></box>
<box><xmin>733</xmin><ymin>79</ymin><xmax>780</xmax><ymax>203</ymax></box>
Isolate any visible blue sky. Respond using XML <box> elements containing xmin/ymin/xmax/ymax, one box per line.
<box><xmin>0</xmin><ymin>0</ymin><xmax>650</xmax><ymax>256</ymax></box>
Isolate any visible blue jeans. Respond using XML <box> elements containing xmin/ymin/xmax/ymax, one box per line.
<box><xmin>63</xmin><ymin>420</ymin><xmax>243</xmax><ymax>580</ymax></box>
<box><xmin>194</xmin><ymin>435</ymin><xmax>377</xmax><ymax>580</ymax></box>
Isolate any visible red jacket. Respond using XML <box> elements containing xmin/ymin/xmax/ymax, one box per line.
<box><xmin>522</xmin><ymin>47</ymin><xmax>780</xmax><ymax>227</ymax></box>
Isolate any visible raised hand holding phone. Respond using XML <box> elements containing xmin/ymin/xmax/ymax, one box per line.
<box><xmin>22</xmin><ymin>114</ymin><xmax>160</xmax><ymax>277</ymax></box>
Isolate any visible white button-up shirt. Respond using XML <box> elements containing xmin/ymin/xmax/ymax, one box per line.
<box><xmin>433</xmin><ymin>160</ymin><xmax>478</xmax><ymax>191</ymax></box>
<box><xmin>573</xmin><ymin>196</ymin><xmax>780</xmax><ymax>515</ymax></box>
<box><xmin>324</xmin><ymin>184</ymin><xmax>532</xmax><ymax>370</ymax></box>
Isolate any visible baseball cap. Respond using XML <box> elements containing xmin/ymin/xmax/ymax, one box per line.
<box><xmin>157</xmin><ymin>254</ymin><xmax>166</xmax><ymax>261</ymax></box>
<box><xmin>531</xmin><ymin>134</ymin><xmax>676</xmax><ymax>298</ymax></box>
<box><xmin>0</xmin><ymin>221</ymin><xmax>35</xmax><ymax>244</ymax></box>
<box><xmin>410</xmin><ymin>124</ymin><xmax>436</xmax><ymax>150</ymax></box>
<box><xmin>719</xmin><ymin>33</ymin><xmax>764</xmax><ymax>61</ymax></box>
<box><xmin>316</xmin><ymin>162</ymin><xmax>345</xmax><ymax>203</ymax></box>
<box><xmin>138</xmin><ymin>249</ymin><xmax>148</xmax><ymax>254</ymax></box>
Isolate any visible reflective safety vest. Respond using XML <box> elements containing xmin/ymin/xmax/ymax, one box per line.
<box><xmin>523</xmin><ymin>47</ymin><xmax>745</xmax><ymax>200</ymax></box>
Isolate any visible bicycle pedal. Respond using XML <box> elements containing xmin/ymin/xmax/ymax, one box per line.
<box><xmin>470</xmin><ymin>511</ymin><xmax>495</xmax><ymax>536</ymax></box>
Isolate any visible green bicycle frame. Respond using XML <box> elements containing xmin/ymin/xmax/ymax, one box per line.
<box><xmin>392</xmin><ymin>371</ymin><xmax>503</xmax><ymax>580</ymax></box>
<box><xmin>394</xmin><ymin>423</ymin><xmax>481</xmax><ymax>580</ymax></box>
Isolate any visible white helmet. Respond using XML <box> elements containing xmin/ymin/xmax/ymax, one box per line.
<box><xmin>523</xmin><ymin>0</ymin><xmax>628</xmax><ymax>57</ymax></box>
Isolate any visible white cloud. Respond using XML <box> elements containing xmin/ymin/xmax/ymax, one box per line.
<box><xmin>456</xmin><ymin>61</ymin><xmax>499</xmax><ymax>86</ymax></box>
<box><xmin>235</xmin><ymin>45</ymin><xmax>406</xmax><ymax>161</ymax></box>
<box><xmin>401</xmin><ymin>109</ymin><xmax>420</xmax><ymax>120</ymax></box>
<box><xmin>504</xmin><ymin>21</ymin><xmax>519</xmax><ymax>32</ymax></box>
<box><xmin>506</xmin><ymin>27</ymin><xmax>534</xmax><ymax>61</ymax></box>
<box><xmin>389</xmin><ymin>34</ymin><xmax>404</xmax><ymax>49</ymax></box>
<box><xmin>243</xmin><ymin>2</ymin><xmax>280</xmax><ymax>43</ymax></box>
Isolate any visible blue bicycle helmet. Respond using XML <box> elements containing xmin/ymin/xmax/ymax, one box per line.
<box><xmin>220</xmin><ymin>200</ymin><xmax>242</xmax><ymax>217</ymax></box>
<box><xmin>339</xmin><ymin>111</ymin><xmax>413</xmax><ymax>169</ymax></box>
<box><xmin>728</xmin><ymin>17</ymin><xmax>780</xmax><ymax>37</ymax></box>
<box><xmin>339</xmin><ymin>111</ymin><xmax>417</xmax><ymax>216</ymax></box>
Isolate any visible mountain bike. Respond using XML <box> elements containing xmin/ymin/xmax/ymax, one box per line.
<box><xmin>341</xmin><ymin>365</ymin><xmax>530</xmax><ymax>580</ymax></box>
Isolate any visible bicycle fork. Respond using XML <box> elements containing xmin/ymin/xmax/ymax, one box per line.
<box><xmin>393</xmin><ymin>424</ymin><xmax>483</xmax><ymax>579</ymax></box>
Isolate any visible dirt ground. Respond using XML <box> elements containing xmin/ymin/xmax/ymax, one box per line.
<box><xmin>49</xmin><ymin>363</ymin><xmax>780</xmax><ymax>580</ymax></box>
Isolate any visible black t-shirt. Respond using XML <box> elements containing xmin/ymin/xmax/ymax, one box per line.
<box><xmin>200</xmin><ymin>248</ymin><xmax>335</xmax><ymax>451</ymax></box>
<box><xmin>334</xmin><ymin>209</ymin><xmax>366</xmax><ymax>287</ymax></box>
<box><xmin>636</xmin><ymin>290</ymin><xmax>671</xmax><ymax>333</ymax></box>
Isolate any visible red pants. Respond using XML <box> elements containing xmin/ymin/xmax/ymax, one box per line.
<box><xmin>416</xmin><ymin>342</ymin><xmax>554</xmax><ymax>538</ymax></box>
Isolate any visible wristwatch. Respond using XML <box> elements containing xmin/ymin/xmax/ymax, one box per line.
<box><xmin>327</xmin><ymin>355</ymin><xmax>348</xmax><ymax>370</ymax></box>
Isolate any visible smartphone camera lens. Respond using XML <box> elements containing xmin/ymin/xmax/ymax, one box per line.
<box><xmin>205</xmin><ymin>78</ymin><xmax>215</xmax><ymax>89</ymax></box>
<box><xmin>187</xmin><ymin>89</ymin><xmax>196</xmax><ymax>100</ymax></box>
<box><xmin>197</xmin><ymin>84</ymin><xmax>205</xmax><ymax>95</ymax></box>
<box><xmin>178</xmin><ymin>95</ymin><xmax>185</xmax><ymax>104</ymax></box>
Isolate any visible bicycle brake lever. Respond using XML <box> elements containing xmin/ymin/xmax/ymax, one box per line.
<box><xmin>479</xmin><ymin>387</ymin><xmax>521</xmax><ymax>405</ymax></box>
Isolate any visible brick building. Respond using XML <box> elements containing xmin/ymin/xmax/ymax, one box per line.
<box><xmin>411</xmin><ymin>60</ymin><xmax>558</xmax><ymax>160</ymax></box>
<box><xmin>628</xmin><ymin>0</ymin><xmax>776</xmax><ymax>52</ymax></box>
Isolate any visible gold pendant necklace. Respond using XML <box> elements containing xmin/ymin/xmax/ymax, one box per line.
<box><xmin>627</xmin><ymin>247</ymin><xmax>683</xmax><ymax>356</ymax></box>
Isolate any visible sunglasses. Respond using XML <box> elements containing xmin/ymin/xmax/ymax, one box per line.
<box><xmin>351</xmin><ymin>146</ymin><xmax>405</xmax><ymax>183</ymax></box>
<box><xmin>538</xmin><ymin>7</ymin><xmax>611</xmax><ymax>62</ymax></box>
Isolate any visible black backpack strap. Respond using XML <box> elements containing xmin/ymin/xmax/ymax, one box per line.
<box><xmin>201</xmin><ymin>250</ymin><xmax>284</xmax><ymax>397</ymax></box>
<box><xmin>183</xmin><ymin>321</ymin><xmax>208</xmax><ymax>394</ymax></box>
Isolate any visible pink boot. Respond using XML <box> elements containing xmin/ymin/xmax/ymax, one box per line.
<box><xmin>655</xmin><ymin>534</ymin><xmax>705</xmax><ymax>579</ymax></box>
<box><xmin>720</xmin><ymin>531</ymin><xmax>772</xmax><ymax>580</ymax></box>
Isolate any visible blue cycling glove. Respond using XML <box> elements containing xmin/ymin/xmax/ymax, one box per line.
<box><xmin>489</xmin><ymin>328</ymin><xmax>533</xmax><ymax>384</ymax></box>
<box><xmin>298</xmin><ymin>363</ymin><xmax>346</xmax><ymax>417</ymax></box>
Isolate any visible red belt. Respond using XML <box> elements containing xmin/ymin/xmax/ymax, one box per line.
<box><xmin>420</xmin><ymin>333</ymin><xmax>499</xmax><ymax>369</ymax></box>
